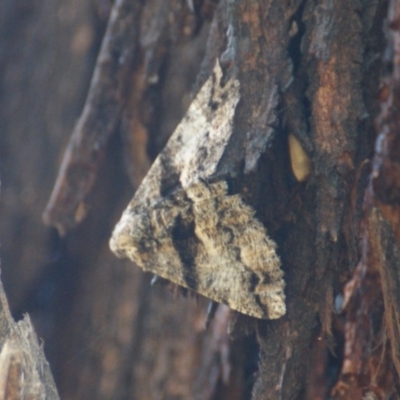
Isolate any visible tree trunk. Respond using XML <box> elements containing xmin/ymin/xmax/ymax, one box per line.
<box><xmin>1</xmin><ymin>0</ymin><xmax>399</xmax><ymax>399</ymax></box>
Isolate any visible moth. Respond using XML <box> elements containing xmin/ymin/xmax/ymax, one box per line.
<box><xmin>110</xmin><ymin>60</ymin><xmax>286</xmax><ymax>319</ymax></box>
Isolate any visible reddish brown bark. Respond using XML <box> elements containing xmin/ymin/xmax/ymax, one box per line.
<box><xmin>3</xmin><ymin>0</ymin><xmax>400</xmax><ymax>399</ymax></box>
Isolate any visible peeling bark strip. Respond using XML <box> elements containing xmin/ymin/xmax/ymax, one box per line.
<box><xmin>331</xmin><ymin>1</ymin><xmax>400</xmax><ymax>398</ymax></box>
<box><xmin>332</xmin><ymin>208</ymin><xmax>398</xmax><ymax>399</ymax></box>
<box><xmin>0</xmin><ymin>279</ymin><xmax>59</xmax><ymax>400</ymax></box>
<box><xmin>308</xmin><ymin>0</ymin><xmax>364</xmax><ymax>247</ymax></box>
<box><xmin>43</xmin><ymin>0</ymin><xmax>142</xmax><ymax>235</ymax></box>
<box><xmin>372</xmin><ymin>0</ymin><xmax>400</xmax><ymax>386</ymax></box>
<box><xmin>372</xmin><ymin>0</ymin><xmax>400</xmax><ymax>244</ymax></box>
<box><xmin>373</xmin><ymin>0</ymin><xmax>400</xmax><ymax>203</ymax></box>
<box><xmin>303</xmin><ymin>0</ymin><xmax>365</xmax><ymax>347</ymax></box>
<box><xmin>110</xmin><ymin>61</ymin><xmax>285</xmax><ymax>319</ymax></box>
<box><xmin>359</xmin><ymin>0</ymin><xmax>400</xmax><ymax>389</ymax></box>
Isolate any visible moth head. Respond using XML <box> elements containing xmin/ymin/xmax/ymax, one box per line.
<box><xmin>109</xmin><ymin>209</ymin><xmax>152</xmax><ymax>266</ymax></box>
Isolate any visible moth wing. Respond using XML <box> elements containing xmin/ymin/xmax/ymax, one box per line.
<box><xmin>110</xmin><ymin>60</ymin><xmax>285</xmax><ymax>319</ymax></box>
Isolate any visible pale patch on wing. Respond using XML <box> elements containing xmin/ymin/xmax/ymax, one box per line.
<box><xmin>110</xmin><ymin>60</ymin><xmax>286</xmax><ymax>319</ymax></box>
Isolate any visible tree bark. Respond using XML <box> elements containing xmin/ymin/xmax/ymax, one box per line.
<box><xmin>0</xmin><ymin>271</ymin><xmax>59</xmax><ymax>399</ymax></box>
<box><xmin>2</xmin><ymin>0</ymin><xmax>400</xmax><ymax>399</ymax></box>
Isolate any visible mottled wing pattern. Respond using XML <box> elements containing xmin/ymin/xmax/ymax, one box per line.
<box><xmin>110</xmin><ymin>61</ymin><xmax>286</xmax><ymax>319</ymax></box>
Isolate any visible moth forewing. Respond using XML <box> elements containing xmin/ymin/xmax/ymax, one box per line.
<box><xmin>110</xmin><ymin>60</ymin><xmax>286</xmax><ymax>319</ymax></box>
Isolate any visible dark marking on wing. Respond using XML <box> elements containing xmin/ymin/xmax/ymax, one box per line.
<box><xmin>249</xmin><ymin>273</ymin><xmax>260</xmax><ymax>293</ymax></box>
<box><xmin>171</xmin><ymin>213</ymin><xmax>200</xmax><ymax>291</ymax></box>
<box><xmin>158</xmin><ymin>151</ymin><xmax>182</xmax><ymax>197</ymax></box>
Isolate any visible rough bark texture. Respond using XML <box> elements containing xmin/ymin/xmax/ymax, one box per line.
<box><xmin>0</xmin><ymin>276</ymin><xmax>59</xmax><ymax>399</ymax></box>
<box><xmin>2</xmin><ymin>0</ymin><xmax>400</xmax><ymax>399</ymax></box>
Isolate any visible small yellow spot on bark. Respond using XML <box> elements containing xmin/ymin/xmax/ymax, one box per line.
<box><xmin>288</xmin><ymin>134</ymin><xmax>312</xmax><ymax>182</ymax></box>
